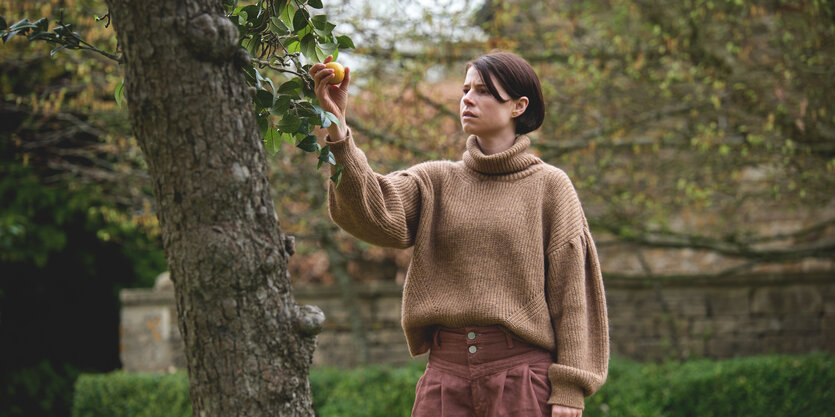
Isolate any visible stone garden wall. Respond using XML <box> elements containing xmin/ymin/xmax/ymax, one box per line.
<box><xmin>120</xmin><ymin>272</ymin><xmax>834</xmax><ymax>371</ymax></box>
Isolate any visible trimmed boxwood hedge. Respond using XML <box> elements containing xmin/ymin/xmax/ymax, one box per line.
<box><xmin>72</xmin><ymin>372</ymin><xmax>191</xmax><ymax>417</ymax></box>
<box><xmin>72</xmin><ymin>353</ymin><xmax>834</xmax><ymax>417</ymax></box>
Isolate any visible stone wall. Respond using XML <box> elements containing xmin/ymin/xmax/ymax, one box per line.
<box><xmin>119</xmin><ymin>272</ymin><xmax>834</xmax><ymax>371</ymax></box>
<box><xmin>605</xmin><ymin>273</ymin><xmax>834</xmax><ymax>361</ymax></box>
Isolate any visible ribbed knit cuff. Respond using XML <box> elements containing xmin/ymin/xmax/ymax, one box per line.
<box><xmin>325</xmin><ymin>128</ymin><xmax>350</xmax><ymax>145</ymax></box>
<box><xmin>547</xmin><ymin>382</ymin><xmax>585</xmax><ymax>410</ymax></box>
<box><xmin>325</xmin><ymin>128</ymin><xmax>361</xmax><ymax>175</ymax></box>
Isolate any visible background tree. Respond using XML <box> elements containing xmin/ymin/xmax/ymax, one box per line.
<box><xmin>289</xmin><ymin>0</ymin><xmax>834</xmax><ymax>285</ymax></box>
<box><xmin>1</xmin><ymin>1</ymin><xmax>165</xmax><ymax>415</ymax></box>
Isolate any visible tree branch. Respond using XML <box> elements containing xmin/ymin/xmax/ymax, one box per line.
<box><xmin>594</xmin><ymin>217</ymin><xmax>835</xmax><ymax>261</ymax></box>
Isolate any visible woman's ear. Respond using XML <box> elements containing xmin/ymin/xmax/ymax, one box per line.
<box><xmin>512</xmin><ymin>96</ymin><xmax>529</xmax><ymax>118</ymax></box>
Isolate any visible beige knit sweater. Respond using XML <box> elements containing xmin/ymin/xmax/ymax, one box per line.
<box><xmin>326</xmin><ymin>131</ymin><xmax>609</xmax><ymax>409</ymax></box>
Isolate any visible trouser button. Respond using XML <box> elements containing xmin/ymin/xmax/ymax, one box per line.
<box><xmin>468</xmin><ymin>345</ymin><xmax>477</xmax><ymax>354</ymax></box>
<box><xmin>467</xmin><ymin>331</ymin><xmax>476</xmax><ymax>340</ymax></box>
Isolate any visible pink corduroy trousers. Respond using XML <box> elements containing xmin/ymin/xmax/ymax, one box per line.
<box><xmin>411</xmin><ymin>325</ymin><xmax>553</xmax><ymax>417</ymax></box>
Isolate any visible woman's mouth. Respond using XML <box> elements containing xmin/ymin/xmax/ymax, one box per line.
<box><xmin>462</xmin><ymin>110</ymin><xmax>477</xmax><ymax>118</ymax></box>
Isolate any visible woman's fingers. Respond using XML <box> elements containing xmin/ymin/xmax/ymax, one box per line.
<box><xmin>338</xmin><ymin>66</ymin><xmax>350</xmax><ymax>91</ymax></box>
<box><xmin>552</xmin><ymin>405</ymin><xmax>582</xmax><ymax>417</ymax></box>
<box><xmin>314</xmin><ymin>68</ymin><xmax>334</xmax><ymax>87</ymax></box>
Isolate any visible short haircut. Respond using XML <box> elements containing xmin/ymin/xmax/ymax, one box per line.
<box><xmin>466</xmin><ymin>51</ymin><xmax>545</xmax><ymax>135</ymax></box>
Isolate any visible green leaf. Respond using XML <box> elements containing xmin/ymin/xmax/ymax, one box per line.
<box><xmin>308</xmin><ymin>0</ymin><xmax>324</xmax><ymax>9</ymax></box>
<box><xmin>255</xmin><ymin>89</ymin><xmax>274</xmax><ymax>108</ymax></box>
<box><xmin>336</xmin><ymin>35</ymin><xmax>355</xmax><ymax>49</ymax></box>
<box><xmin>298</xmin><ymin>117</ymin><xmax>311</xmax><ymax>135</ymax></box>
<box><xmin>286</xmin><ymin>39</ymin><xmax>300</xmax><ymax>54</ymax></box>
<box><xmin>278</xmin><ymin>78</ymin><xmax>302</xmax><ymax>95</ymax></box>
<box><xmin>53</xmin><ymin>24</ymin><xmax>74</xmax><ymax>37</ymax></box>
<box><xmin>259</xmin><ymin>74</ymin><xmax>275</xmax><ymax>94</ymax></box>
<box><xmin>323</xmin><ymin>111</ymin><xmax>341</xmax><ymax>127</ymax></box>
<box><xmin>330</xmin><ymin>164</ymin><xmax>344</xmax><ymax>186</ymax></box>
<box><xmin>223</xmin><ymin>0</ymin><xmax>238</xmax><ymax>14</ymax></box>
<box><xmin>292</xmin><ymin>8</ymin><xmax>309</xmax><ymax>32</ymax></box>
<box><xmin>297</xmin><ymin>135</ymin><xmax>319</xmax><ymax>152</ymax></box>
<box><xmin>0</xmin><ymin>16</ymin><xmax>7</xmax><ymax>31</ymax></box>
<box><xmin>10</xmin><ymin>18</ymin><xmax>36</xmax><ymax>31</ymax></box>
<box><xmin>314</xmin><ymin>22</ymin><xmax>336</xmax><ymax>38</ymax></box>
<box><xmin>315</xmin><ymin>45</ymin><xmax>327</xmax><ymax>63</ymax></box>
<box><xmin>319</xmin><ymin>41</ymin><xmax>338</xmax><ymax>57</ymax></box>
<box><xmin>318</xmin><ymin>145</ymin><xmax>336</xmax><ymax>169</ymax></box>
<box><xmin>243</xmin><ymin>36</ymin><xmax>261</xmax><ymax>56</ymax></box>
<box><xmin>29</xmin><ymin>31</ymin><xmax>56</xmax><ymax>41</ymax></box>
<box><xmin>256</xmin><ymin>113</ymin><xmax>269</xmax><ymax>135</ymax></box>
<box><xmin>311</xmin><ymin>14</ymin><xmax>328</xmax><ymax>30</ymax></box>
<box><xmin>49</xmin><ymin>45</ymin><xmax>67</xmax><ymax>57</ymax></box>
<box><xmin>271</xmin><ymin>94</ymin><xmax>293</xmax><ymax>114</ymax></box>
<box><xmin>34</xmin><ymin>17</ymin><xmax>48</xmax><ymax>31</ymax></box>
<box><xmin>296</xmin><ymin>101</ymin><xmax>319</xmax><ymax>118</ymax></box>
<box><xmin>264</xmin><ymin>128</ymin><xmax>281</xmax><ymax>155</ymax></box>
<box><xmin>281</xmin><ymin>132</ymin><xmax>295</xmax><ymax>145</ymax></box>
<box><xmin>114</xmin><ymin>79</ymin><xmax>125</xmax><ymax>108</ymax></box>
<box><xmin>280</xmin><ymin>3</ymin><xmax>295</xmax><ymax>29</ymax></box>
<box><xmin>242</xmin><ymin>65</ymin><xmax>257</xmax><ymax>86</ymax></box>
<box><xmin>252</xmin><ymin>66</ymin><xmax>265</xmax><ymax>90</ymax></box>
<box><xmin>269</xmin><ymin>17</ymin><xmax>289</xmax><ymax>35</ymax></box>
<box><xmin>241</xmin><ymin>5</ymin><xmax>260</xmax><ymax>23</ymax></box>
<box><xmin>277</xmin><ymin>113</ymin><xmax>302</xmax><ymax>133</ymax></box>
<box><xmin>300</xmin><ymin>33</ymin><xmax>317</xmax><ymax>61</ymax></box>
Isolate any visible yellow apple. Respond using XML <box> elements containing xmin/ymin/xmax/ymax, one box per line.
<box><xmin>325</xmin><ymin>62</ymin><xmax>345</xmax><ymax>85</ymax></box>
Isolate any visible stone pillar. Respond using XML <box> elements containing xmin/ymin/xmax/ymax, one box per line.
<box><xmin>119</xmin><ymin>273</ymin><xmax>185</xmax><ymax>372</ymax></box>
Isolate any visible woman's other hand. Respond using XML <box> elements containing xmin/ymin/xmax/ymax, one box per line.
<box><xmin>309</xmin><ymin>55</ymin><xmax>350</xmax><ymax>141</ymax></box>
<box><xmin>552</xmin><ymin>404</ymin><xmax>582</xmax><ymax>417</ymax></box>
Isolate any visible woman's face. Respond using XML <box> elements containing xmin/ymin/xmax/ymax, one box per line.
<box><xmin>460</xmin><ymin>66</ymin><xmax>518</xmax><ymax>138</ymax></box>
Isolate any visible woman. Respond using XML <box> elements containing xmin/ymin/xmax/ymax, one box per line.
<box><xmin>309</xmin><ymin>51</ymin><xmax>608</xmax><ymax>417</ymax></box>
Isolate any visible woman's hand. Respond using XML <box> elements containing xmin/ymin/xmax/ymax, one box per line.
<box><xmin>552</xmin><ymin>404</ymin><xmax>582</xmax><ymax>417</ymax></box>
<box><xmin>309</xmin><ymin>55</ymin><xmax>350</xmax><ymax>141</ymax></box>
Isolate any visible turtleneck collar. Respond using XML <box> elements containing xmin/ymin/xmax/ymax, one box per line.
<box><xmin>462</xmin><ymin>135</ymin><xmax>542</xmax><ymax>175</ymax></box>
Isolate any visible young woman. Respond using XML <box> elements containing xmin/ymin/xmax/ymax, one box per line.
<box><xmin>309</xmin><ymin>51</ymin><xmax>608</xmax><ymax>417</ymax></box>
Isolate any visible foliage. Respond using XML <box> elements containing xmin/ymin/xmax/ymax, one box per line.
<box><xmin>0</xmin><ymin>3</ymin><xmax>166</xmax><ymax>417</ymax></box>
<box><xmin>69</xmin><ymin>354</ymin><xmax>835</xmax><ymax>417</ymax></box>
<box><xmin>71</xmin><ymin>371</ymin><xmax>191</xmax><ymax>417</ymax></box>
<box><xmin>226</xmin><ymin>0</ymin><xmax>354</xmax><ymax>184</ymax></box>
<box><xmin>1</xmin><ymin>361</ymin><xmax>80</xmax><ymax>417</ymax></box>
<box><xmin>317</xmin><ymin>0</ymin><xmax>835</xmax><ymax>279</ymax></box>
<box><xmin>0</xmin><ymin>13</ymin><xmax>118</xmax><ymax>60</ymax></box>
<box><xmin>585</xmin><ymin>353</ymin><xmax>835</xmax><ymax>417</ymax></box>
<box><xmin>659</xmin><ymin>353</ymin><xmax>835</xmax><ymax>417</ymax></box>
<box><xmin>1</xmin><ymin>0</ymin><xmax>356</xmax><ymax>183</ymax></box>
<box><xmin>0</xmin><ymin>159</ymin><xmax>166</xmax><ymax>417</ymax></box>
<box><xmin>309</xmin><ymin>361</ymin><xmax>426</xmax><ymax>417</ymax></box>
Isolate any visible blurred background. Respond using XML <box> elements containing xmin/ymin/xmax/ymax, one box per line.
<box><xmin>1</xmin><ymin>0</ymin><xmax>833</xmax><ymax>416</ymax></box>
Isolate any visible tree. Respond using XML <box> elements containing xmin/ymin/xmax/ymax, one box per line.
<box><xmin>3</xmin><ymin>0</ymin><xmax>356</xmax><ymax>414</ymax></box>
<box><xmin>319</xmin><ymin>0</ymin><xmax>834</xmax><ymax>280</ymax></box>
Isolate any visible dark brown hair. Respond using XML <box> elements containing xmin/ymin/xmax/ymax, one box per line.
<box><xmin>466</xmin><ymin>51</ymin><xmax>545</xmax><ymax>135</ymax></box>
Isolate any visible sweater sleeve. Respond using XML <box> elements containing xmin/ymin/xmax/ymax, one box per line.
<box><xmin>325</xmin><ymin>131</ymin><xmax>422</xmax><ymax>248</ymax></box>
<box><xmin>545</xmin><ymin>225</ymin><xmax>609</xmax><ymax>409</ymax></box>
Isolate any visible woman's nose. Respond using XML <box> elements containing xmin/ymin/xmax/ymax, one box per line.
<box><xmin>462</xmin><ymin>92</ymin><xmax>474</xmax><ymax>106</ymax></box>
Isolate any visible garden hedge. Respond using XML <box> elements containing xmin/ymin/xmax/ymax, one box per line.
<box><xmin>72</xmin><ymin>353</ymin><xmax>834</xmax><ymax>417</ymax></box>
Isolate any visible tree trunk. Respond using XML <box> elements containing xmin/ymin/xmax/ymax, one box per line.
<box><xmin>105</xmin><ymin>1</ymin><xmax>322</xmax><ymax>415</ymax></box>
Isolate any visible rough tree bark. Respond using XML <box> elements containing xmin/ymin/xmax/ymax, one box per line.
<box><xmin>105</xmin><ymin>0</ymin><xmax>323</xmax><ymax>415</ymax></box>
